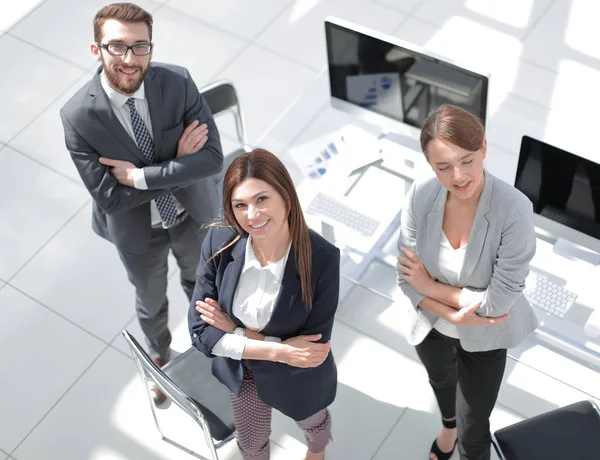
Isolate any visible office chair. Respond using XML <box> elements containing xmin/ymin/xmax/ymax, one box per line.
<box><xmin>122</xmin><ymin>330</ymin><xmax>235</xmax><ymax>460</ymax></box>
<box><xmin>200</xmin><ymin>80</ymin><xmax>252</xmax><ymax>207</ymax></box>
<box><xmin>492</xmin><ymin>400</ymin><xmax>600</xmax><ymax>460</ymax></box>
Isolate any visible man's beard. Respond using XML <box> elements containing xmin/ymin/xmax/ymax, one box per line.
<box><xmin>101</xmin><ymin>57</ymin><xmax>148</xmax><ymax>95</ymax></box>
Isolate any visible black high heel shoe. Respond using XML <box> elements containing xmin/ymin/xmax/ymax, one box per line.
<box><xmin>429</xmin><ymin>418</ymin><xmax>457</xmax><ymax>460</ymax></box>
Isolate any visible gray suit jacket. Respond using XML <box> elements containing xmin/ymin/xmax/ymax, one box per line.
<box><xmin>397</xmin><ymin>171</ymin><xmax>539</xmax><ymax>351</ymax></box>
<box><xmin>60</xmin><ymin>63</ymin><xmax>223</xmax><ymax>253</ymax></box>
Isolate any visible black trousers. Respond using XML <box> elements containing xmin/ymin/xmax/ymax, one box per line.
<box><xmin>415</xmin><ymin>329</ymin><xmax>507</xmax><ymax>460</ymax></box>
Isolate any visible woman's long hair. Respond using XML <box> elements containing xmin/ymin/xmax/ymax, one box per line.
<box><xmin>213</xmin><ymin>148</ymin><xmax>313</xmax><ymax>309</ymax></box>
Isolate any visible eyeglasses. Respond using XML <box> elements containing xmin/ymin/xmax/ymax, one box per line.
<box><xmin>99</xmin><ymin>43</ymin><xmax>153</xmax><ymax>56</ymax></box>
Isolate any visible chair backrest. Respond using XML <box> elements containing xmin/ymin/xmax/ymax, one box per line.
<box><xmin>492</xmin><ymin>400</ymin><xmax>600</xmax><ymax>460</ymax></box>
<box><xmin>122</xmin><ymin>330</ymin><xmax>208</xmax><ymax>423</ymax></box>
<box><xmin>200</xmin><ymin>80</ymin><xmax>250</xmax><ymax>151</ymax></box>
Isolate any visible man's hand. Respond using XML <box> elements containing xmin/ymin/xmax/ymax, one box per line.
<box><xmin>177</xmin><ymin>120</ymin><xmax>209</xmax><ymax>157</ymax></box>
<box><xmin>99</xmin><ymin>157</ymin><xmax>137</xmax><ymax>187</ymax></box>
<box><xmin>397</xmin><ymin>248</ymin><xmax>436</xmax><ymax>297</ymax></box>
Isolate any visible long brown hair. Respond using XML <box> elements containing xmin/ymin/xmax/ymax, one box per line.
<box><xmin>216</xmin><ymin>149</ymin><xmax>313</xmax><ymax>309</ymax></box>
<box><xmin>420</xmin><ymin>104</ymin><xmax>485</xmax><ymax>156</ymax></box>
<box><xmin>93</xmin><ymin>3</ymin><xmax>153</xmax><ymax>43</ymax></box>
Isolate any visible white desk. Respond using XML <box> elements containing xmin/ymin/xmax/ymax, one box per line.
<box><xmin>257</xmin><ymin>72</ymin><xmax>600</xmax><ymax>400</ymax></box>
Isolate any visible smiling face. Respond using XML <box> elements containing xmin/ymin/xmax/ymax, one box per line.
<box><xmin>426</xmin><ymin>138</ymin><xmax>487</xmax><ymax>201</ymax></box>
<box><xmin>91</xmin><ymin>19</ymin><xmax>152</xmax><ymax>95</ymax></box>
<box><xmin>231</xmin><ymin>178</ymin><xmax>290</xmax><ymax>243</ymax></box>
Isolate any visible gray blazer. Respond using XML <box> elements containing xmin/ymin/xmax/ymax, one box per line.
<box><xmin>397</xmin><ymin>171</ymin><xmax>539</xmax><ymax>352</ymax></box>
<box><xmin>60</xmin><ymin>63</ymin><xmax>223</xmax><ymax>253</ymax></box>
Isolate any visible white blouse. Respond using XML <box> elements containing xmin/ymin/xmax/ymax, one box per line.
<box><xmin>433</xmin><ymin>232</ymin><xmax>467</xmax><ymax>339</ymax></box>
<box><xmin>211</xmin><ymin>237</ymin><xmax>292</xmax><ymax>360</ymax></box>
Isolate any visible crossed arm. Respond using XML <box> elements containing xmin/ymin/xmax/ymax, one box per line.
<box><xmin>396</xmin><ymin>184</ymin><xmax>535</xmax><ymax>326</ymax></box>
<box><xmin>60</xmin><ymin>69</ymin><xmax>223</xmax><ymax>214</ymax></box>
<box><xmin>188</xmin><ymin>231</ymin><xmax>341</xmax><ymax>369</ymax></box>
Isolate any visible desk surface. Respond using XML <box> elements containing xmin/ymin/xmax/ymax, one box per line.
<box><xmin>258</xmin><ymin>74</ymin><xmax>600</xmax><ymax>400</ymax></box>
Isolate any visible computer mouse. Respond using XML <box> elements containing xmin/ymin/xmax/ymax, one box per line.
<box><xmin>583</xmin><ymin>309</ymin><xmax>600</xmax><ymax>338</ymax></box>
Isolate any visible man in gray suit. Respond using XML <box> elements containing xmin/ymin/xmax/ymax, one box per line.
<box><xmin>60</xmin><ymin>3</ymin><xmax>223</xmax><ymax>403</ymax></box>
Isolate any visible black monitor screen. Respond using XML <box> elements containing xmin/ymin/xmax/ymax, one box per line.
<box><xmin>325</xmin><ymin>19</ymin><xmax>489</xmax><ymax>128</ymax></box>
<box><xmin>515</xmin><ymin>136</ymin><xmax>600</xmax><ymax>239</ymax></box>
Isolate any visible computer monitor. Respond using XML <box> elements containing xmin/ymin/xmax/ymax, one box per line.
<box><xmin>325</xmin><ymin>16</ymin><xmax>490</xmax><ymax>138</ymax></box>
<box><xmin>514</xmin><ymin>135</ymin><xmax>600</xmax><ymax>255</ymax></box>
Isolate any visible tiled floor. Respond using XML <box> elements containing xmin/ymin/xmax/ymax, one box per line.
<box><xmin>1</xmin><ymin>0</ymin><xmax>599</xmax><ymax>459</ymax></box>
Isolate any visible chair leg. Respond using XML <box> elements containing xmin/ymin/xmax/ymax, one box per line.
<box><xmin>198</xmin><ymin>417</ymin><xmax>221</xmax><ymax>460</ymax></box>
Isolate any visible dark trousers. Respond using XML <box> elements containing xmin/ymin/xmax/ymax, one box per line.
<box><xmin>117</xmin><ymin>216</ymin><xmax>204</xmax><ymax>360</ymax></box>
<box><xmin>415</xmin><ymin>329</ymin><xmax>507</xmax><ymax>460</ymax></box>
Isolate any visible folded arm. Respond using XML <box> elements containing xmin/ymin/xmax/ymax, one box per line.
<box><xmin>60</xmin><ymin>111</ymin><xmax>165</xmax><ymax>215</ymax></box>
<box><xmin>142</xmin><ymin>69</ymin><xmax>223</xmax><ymax>190</ymax></box>
<box><xmin>460</xmin><ymin>199</ymin><xmax>536</xmax><ymax>317</ymax></box>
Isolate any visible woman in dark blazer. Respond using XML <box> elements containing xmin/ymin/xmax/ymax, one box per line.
<box><xmin>396</xmin><ymin>105</ymin><xmax>538</xmax><ymax>460</ymax></box>
<box><xmin>188</xmin><ymin>148</ymin><xmax>340</xmax><ymax>460</ymax></box>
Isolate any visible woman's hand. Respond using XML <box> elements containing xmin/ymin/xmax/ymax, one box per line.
<box><xmin>448</xmin><ymin>303</ymin><xmax>510</xmax><ymax>326</ymax></box>
<box><xmin>196</xmin><ymin>298</ymin><xmax>237</xmax><ymax>333</ymax></box>
<box><xmin>397</xmin><ymin>248</ymin><xmax>435</xmax><ymax>296</ymax></box>
<box><xmin>280</xmin><ymin>334</ymin><xmax>331</xmax><ymax>368</ymax></box>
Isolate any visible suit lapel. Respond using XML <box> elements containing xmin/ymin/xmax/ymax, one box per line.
<box><xmin>89</xmin><ymin>71</ymin><xmax>148</xmax><ymax>164</ymax></box>
<box><xmin>422</xmin><ymin>186</ymin><xmax>447</xmax><ymax>282</ymax></box>
<box><xmin>144</xmin><ymin>67</ymin><xmax>164</xmax><ymax>160</ymax></box>
<box><xmin>220</xmin><ymin>236</ymin><xmax>246</xmax><ymax>317</ymax></box>
<box><xmin>261</xmin><ymin>249</ymin><xmax>301</xmax><ymax>336</ymax></box>
<box><xmin>458</xmin><ymin>173</ymin><xmax>492</xmax><ymax>284</ymax></box>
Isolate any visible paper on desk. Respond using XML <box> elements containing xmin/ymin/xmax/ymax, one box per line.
<box><xmin>284</xmin><ymin>124</ymin><xmax>382</xmax><ymax>185</ymax></box>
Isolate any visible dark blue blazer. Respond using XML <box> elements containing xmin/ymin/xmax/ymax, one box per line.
<box><xmin>188</xmin><ymin>226</ymin><xmax>340</xmax><ymax>421</ymax></box>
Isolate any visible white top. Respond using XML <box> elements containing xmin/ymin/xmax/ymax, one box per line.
<box><xmin>211</xmin><ymin>237</ymin><xmax>291</xmax><ymax>360</ymax></box>
<box><xmin>100</xmin><ymin>71</ymin><xmax>183</xmax><ymax>225</ymax></box>
<box><xmin>433</xmin><ymin>232</ymin><xmax>467</xmax><ymax>339</ymax></box>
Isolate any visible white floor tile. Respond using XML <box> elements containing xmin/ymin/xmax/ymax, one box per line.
<box><xmin>0</xmin><ymin>147</ymin><xmax>89</xmax><ymax>280</ymax></box>
<box><xmin>257</xmin><ymin>70</ymin><xmax>330</xmax><ymax>150</ymax></box>
<box><xmin>12</xmin><ymin>347</ymin><xmax>219</xmax><ymax>460</ymax></box>
<box><xmin>0</xmin><ymin>452</ymin><xmax>6</xmax><ymax>460</ymax></box>
<box><xmin>9</xmin><ymin>203</ymin><xmax>133</xmax><ymax>343</ymax></box>
<box><xmin>0</xmin><ymin>35</ymin><xmax>84</xmax><ymax>143</ymax></box>
<box><xmin>372</xmin><ymin>0</ymin><xmax>423</xmax><ymax>14</ymax></box>
<box><xmin>372</xmin><ymin>405</ymin><xmax>508</xmax><ymax>459</ymax></box>
<box><xmin>255</xmin><ymin>0</ymin><xmax>406</xmax><ymax>70</ymax></box>
<box><xmin>413</xmin><ymin>0</ymin><xmax>555</xmax><ymax>34</ymax></box>
<box><xmin>8</xmin><ymin>0</ymin><xmax>163</xmax><ymax>69</ymax></box>
<box><xmin>215</xmin><ymin>45</ymin><xmax>319</xmax><ymax>144</ymax></box>
<box><xmin>0</xmin><ymin>0</ymin><xmax>44</xmax><ymax>31</ymax></box>
<box><xmin>8</xmin><ymin>73</ymin><xmax>94</xmax><ymax>184</ymax></box>
<box><xmin>521</xmin><ymin>0</ymin><xmax>600</xmax><ymax>72</ymax></box>
<box><xmin>110</xmin><ymin>270</ymin><xmax>196</xmax><ymax>358</ymax></box>
<box><xmin>151</xmin><ymin>7</ymin><xmax>247</xmax><ymax>89</ymax></box>
<box><xmin>0</xmin><ymin>285</ymin><xmax>104</xmax><ymax>453</ymax></box>
<box><xmin>167</xmin><ymin>0</ymin><xmax>293</xmax><ymax>41</ymax></box>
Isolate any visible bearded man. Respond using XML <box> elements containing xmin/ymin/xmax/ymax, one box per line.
<box><xmin>60</xmin><ymin>2</ymin><xmax>223</xmax><ymax>404</ymax></box>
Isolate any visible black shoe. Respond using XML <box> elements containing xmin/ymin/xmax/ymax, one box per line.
<box><xmin>429</xmin><ymin>418</ymin><xmax>457</xmax><ymax>460</ymax></box>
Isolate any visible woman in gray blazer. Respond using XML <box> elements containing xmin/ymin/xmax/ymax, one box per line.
<box><xmin>396</xmin><ymin>105</ymin><xmax>538</xmax><ymax>460</ymax></box>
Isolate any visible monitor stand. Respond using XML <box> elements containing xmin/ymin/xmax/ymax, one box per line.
<box><xmin>553</xmin><ymin>237</ymin><xmax>600</xmax><ymax>266</ymax></box>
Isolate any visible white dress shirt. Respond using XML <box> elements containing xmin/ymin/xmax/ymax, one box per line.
<box><xmin>211</xmin><ymin>237</ymin><xmax>292</xmax><ymax>360</ymax></box>
<box><xmin>433</xmin><ymin>231</ymin><xmax>467</xmax><ymax>339</ymax></box>
<box><xmin>100</xmin><ymin>71</ymin><xmax>183</xmax><ymax>225</ymax></box>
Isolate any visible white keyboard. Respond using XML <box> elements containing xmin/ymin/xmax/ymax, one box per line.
<box><xmin>306</xmin><ymin>192</ymin><xmax>381</xmax><ymax>238</ymax></box>
<box><xmin>524</xmin><ymin>272</ymin><xmax>577</xmax><ymax>319</ymax></box>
